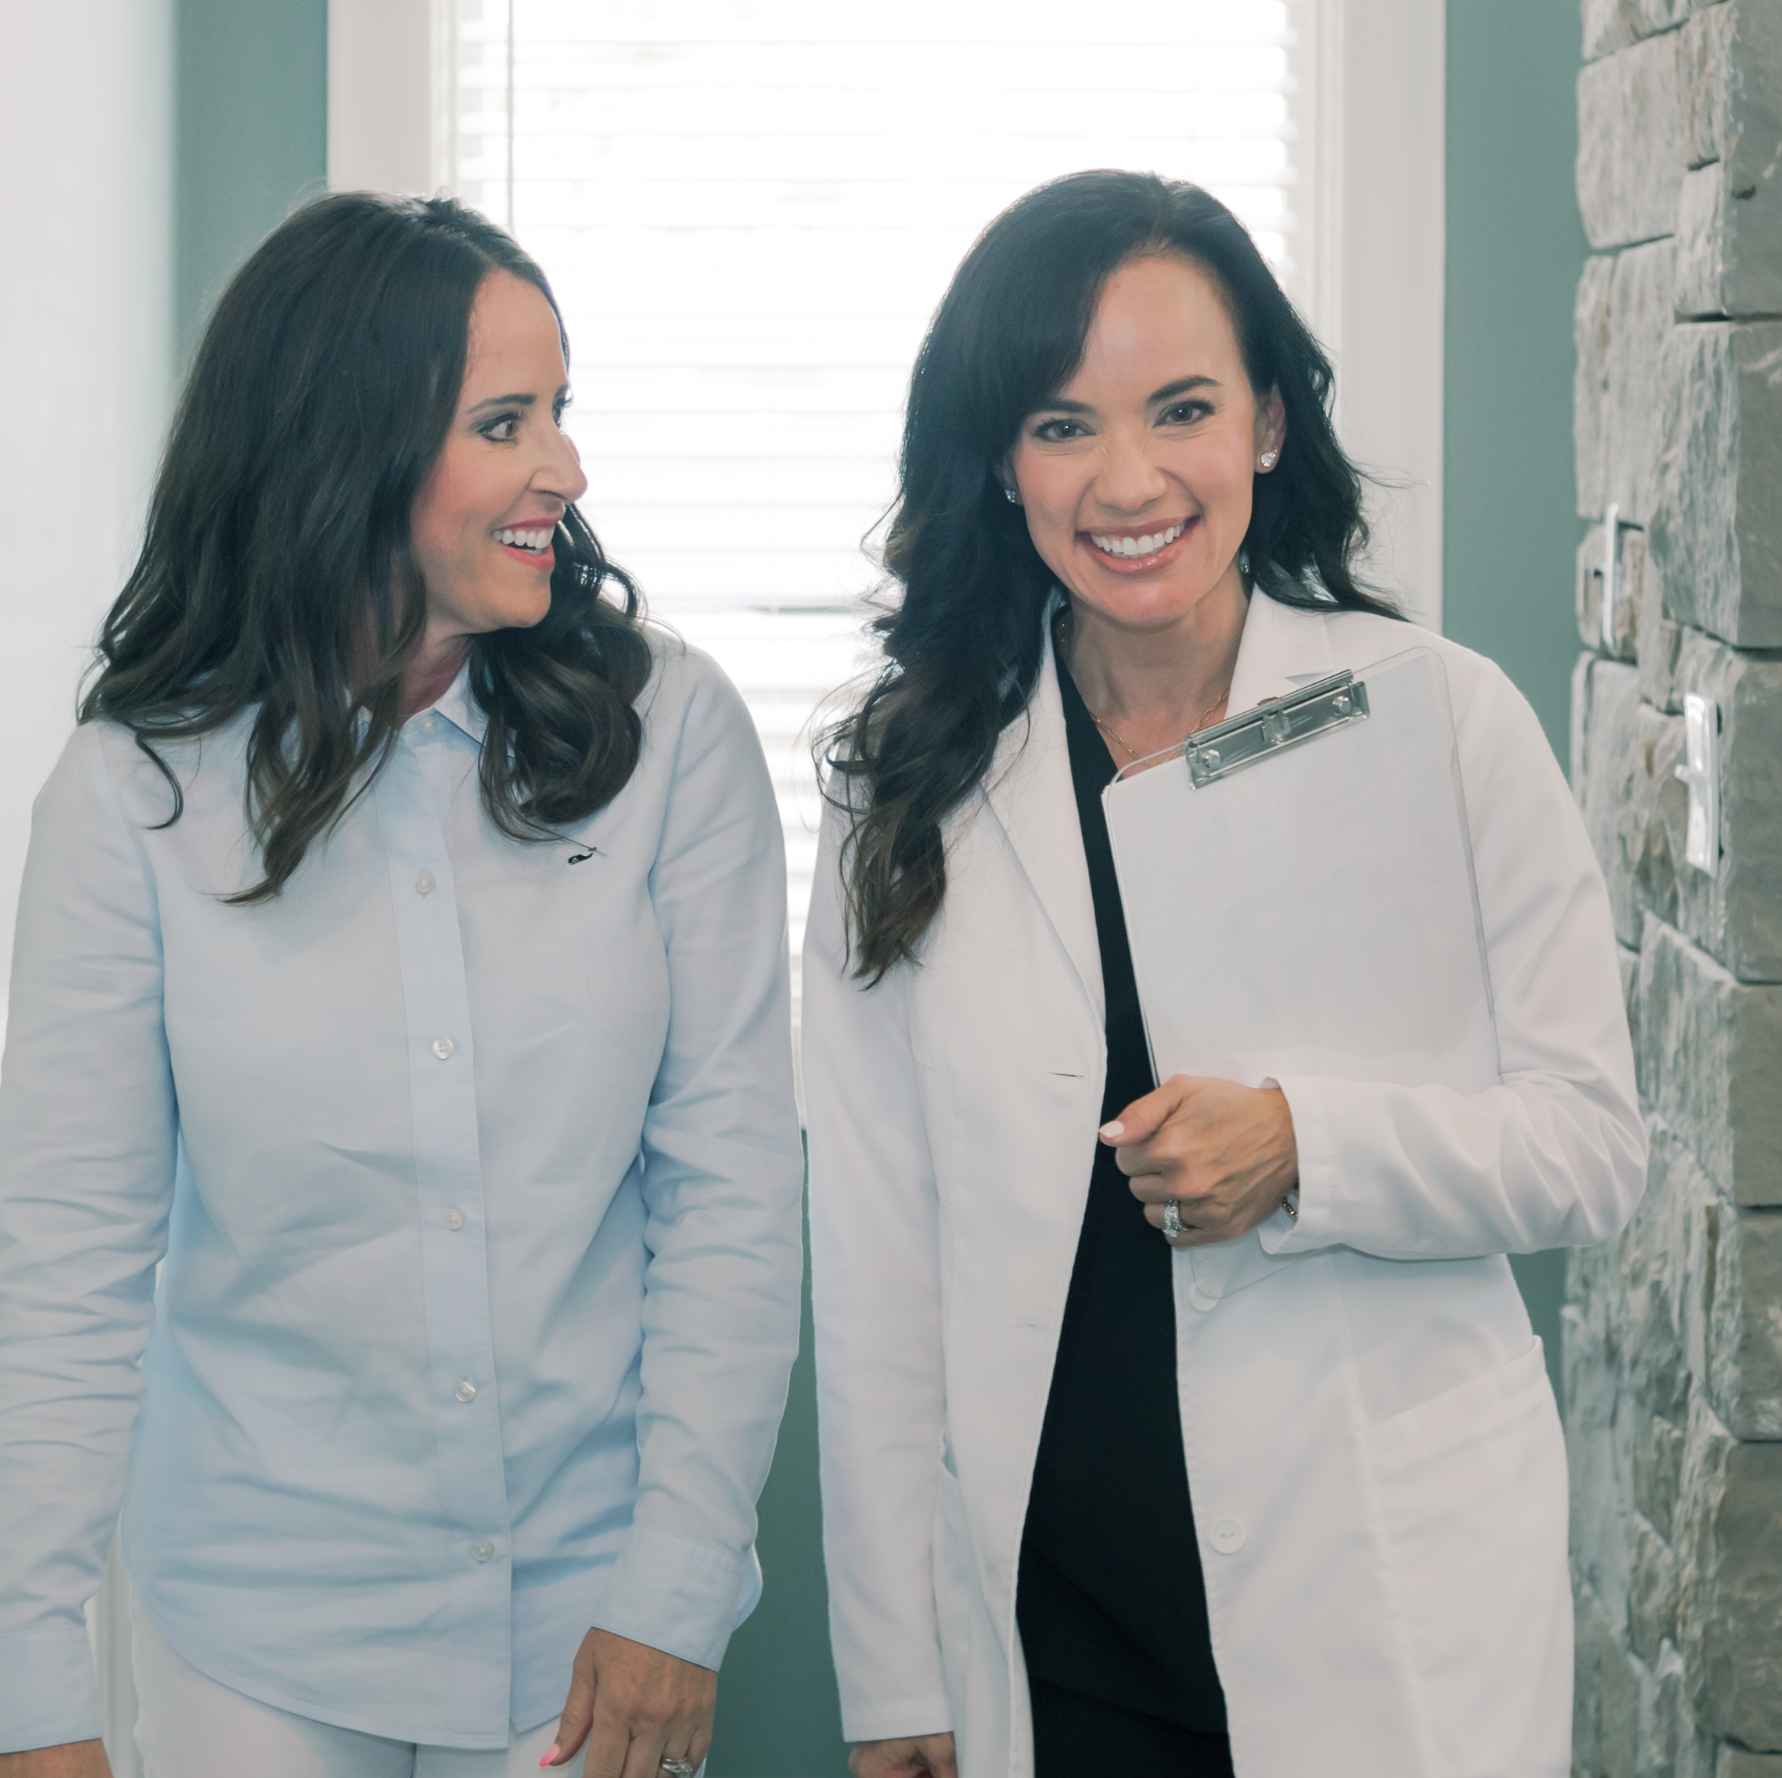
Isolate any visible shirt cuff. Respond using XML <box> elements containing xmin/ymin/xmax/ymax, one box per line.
<box><xmin>591</xmin><ymin>1526</ymin><xmax>759</xmax><ymax>1673</ymax></box>
<box><xmin>0</xmin><ymin>1623</ymin><xmax>100</xmax><ymax>1755</ymax></box>
<box><xmin>838</xmin><ymin>1694</ymin><xmax>955</xmax><ymax>1746</ymax></box>
<box><xmin>1256</xmin><ymin>1073</ymin><xmax>1339</xmax><ymax>1255</ymax></box>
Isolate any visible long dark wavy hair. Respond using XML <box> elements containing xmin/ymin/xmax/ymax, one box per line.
<box><xmin>818</xmin><ymin>170</ymin><xmax>1403</xmax><ymax>981</ymax></box>
<box><xmin>81</xmin><ymin>191</ymin><xmax>653</xmax><ymax>902</ymax></box>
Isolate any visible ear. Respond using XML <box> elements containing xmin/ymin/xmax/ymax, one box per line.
<box><xmin>1254</xmin><ymin>388</ymin><xmax>1286</xmax><ymax>466</ymax></box>
<box><xmin>995</xmin><ymin>456</ymin><xmax>1020</xmax><ymax>505</ymax></box>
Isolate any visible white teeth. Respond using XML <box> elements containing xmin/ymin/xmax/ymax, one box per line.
<box><xmin>1089</xmin><ymin>520</ymin><xmax>1185</xmax><ymax>559</ymax></box>
<box><xmin>493</xmin><ymin>526</ymin><xmax>552</xmax><ymax>551</ymax></box>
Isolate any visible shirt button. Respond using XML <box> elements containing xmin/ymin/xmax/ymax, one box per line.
<box><xmin>471</xmin><ymin>1540</ymin><xmax>496</xmax><ymax>1564</ymax></box>
<box><xmin>415</xmin><ymin>870</ymin><xmax>436</xmax><ymax>897</ymax></box>
<box><xmin>445</xmin><ymin>1208</ymin><xmax>465</xmax><ymax>1231</ymax></box>
<box><xmin>1210</xmin><ymin>1516</ymin><xmax>1247</xmax><ymax>1555</ymax></box>
<box><xmin>432</xmin><ymin>1037</ymin><xmax>456</xmax><ymax>1061</ymax></box>
<box><xmin>454</xmin><ymin>1378</ymin><xmax>479</xmax><ymax>1404</ymax></box>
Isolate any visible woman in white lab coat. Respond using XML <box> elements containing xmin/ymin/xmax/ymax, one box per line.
<box><xmin>802</xmin><ymin>171</ymin><xmax>1644</xmax><ymax>1778</ymax></box>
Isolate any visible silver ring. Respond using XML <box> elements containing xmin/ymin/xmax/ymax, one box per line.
<box><xmin>1161</xmin><ymin>1198</ymin><xmax>1185</xmax><ymax>1240</ymax></box>
<box><xmin>659</xmin><ymin>1760</ymin><xmax>696</xmax><ymax>1778</ymax></box>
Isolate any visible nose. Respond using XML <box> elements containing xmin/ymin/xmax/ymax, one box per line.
<box><xmin>536</xmin><ymin>420</ymin><xmax>588</xmax><ymax>508</ymax></box>
<box><xmin>1092</xmin><ymin>427</ymin><xmax>1169</xmax><ymax>514</ymax></box>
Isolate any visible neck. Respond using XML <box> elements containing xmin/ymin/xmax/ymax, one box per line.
<box><xmin>399</xmin><ymin>631</ymin><xmax>469</xmax><ymax>721</ymax></box>
<box><xmin>1063</xmin><ymin>567</ymin><xmax>1249</xmax><ymax>753</ymax></box>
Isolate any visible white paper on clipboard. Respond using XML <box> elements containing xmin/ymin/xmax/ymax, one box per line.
<box><xmin>1100</xmin><ymin>645</ymin><xmax>1499</xmax><ymax>1300</ymax></box>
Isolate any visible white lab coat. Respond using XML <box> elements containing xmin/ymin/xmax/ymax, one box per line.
<box><xmin>802</xmin><ymin>588</ymin><xmax>1645</xmax><ymax>1778</ymax></box>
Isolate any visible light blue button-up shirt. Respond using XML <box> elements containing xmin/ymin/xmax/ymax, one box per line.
<box><xmin>0</xmin><ymin>639</ymin><xmax>804</xmax><ymax>1752</ymax></box>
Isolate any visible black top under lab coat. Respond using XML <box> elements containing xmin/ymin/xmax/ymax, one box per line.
<box><xmin>1014</xmin><ymin>648</ymin><xmax>1228</xmax><ymax>1737</ymax></box>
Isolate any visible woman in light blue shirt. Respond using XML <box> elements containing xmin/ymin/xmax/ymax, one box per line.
<box><xmin>0</xmin><ymin>193</ymin><xmax>803</xmax><ymax>1778</ymax></box>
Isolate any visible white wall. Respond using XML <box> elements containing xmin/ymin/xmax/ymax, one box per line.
<box><xmin>0</xmin><ymin>0</ymin><xmax>177</xmax><ymax>1047</ymax></box>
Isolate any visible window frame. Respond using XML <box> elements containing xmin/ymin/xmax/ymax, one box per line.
<box><xmin>327</xmin><ymin>0</ymin><xmax>1445</xmax><ymax>624</ymax></box>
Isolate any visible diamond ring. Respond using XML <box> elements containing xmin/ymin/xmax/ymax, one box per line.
<box><xmin>1161</xmin><ymin>1198</ymin><xmax>1185</xmax><ymax>1240</ymax></box>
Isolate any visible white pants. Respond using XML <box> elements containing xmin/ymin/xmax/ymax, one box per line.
<box><xmin>127</xmin><ymin>1585</ymin><xmax>558</xmax><ymax>1778</ymax></box>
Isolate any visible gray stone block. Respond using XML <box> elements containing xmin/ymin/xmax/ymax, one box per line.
<box><xmin>1675</xmin><ymin>156</ymin><xmax>1782</xmax><ymax>318</ymax></box>
<box><xmin>1567</xmin><ymin>1299</ymin><xmax>1639</xmax><ymax>1629</ymax></box>
<box><xmin>1673</xmin><ymin>632</ymin><xmax>1782</xmax><ymax>982</ymax></box>
<box><xmin>1577</xmin><ymin>658</ymin><xmax>1645</xmax><ymax>942</ymax></box>
<box><xmin>1620</xmin><ymin>941</ymin><xmax>1643</xmax><ymax>1066</ymax></box>
<box><xmin>1586</xmin><ymin>0</ymin><xmax>1697</xmax><ymax>63</ymax></box>
<box><xmin>1649</xmin><ymin>322</ymin><xmax>1782</xmax><ymax>650</ymax></box>
<box><xmin>1634</xmin><ymin>1406</ymin><xmax>1688</xmax><ymax>1542</ymax></box>
<box><xmin>1601</xmin><ymin>1621</ymin><xmax>1644</xmax><ymax>1778</ymax></box>
<box><xmin>1612</xmin><ymin>1119</ymin><xmax>1709</xmax><ymax>1425</ymax></box>
<box><xmin>1681</xmin><ymin>5</ymin><xmax>1736</xmax><ymax>167</ymax></box>
<box><xmin>1578</xmin><ymin>254</ymin><xmax>1617</xmax><ymax>519</ymax></box>
<box><xmin>1638</xmin><ymin>919</ymin><xmax>1782</xmax><ymax>1205</ymax></box>
<box><xmin>1637</xmin><ymin>529</ymin><xmax>1683</xmax><ymax>713</ymax></box>
<box><xmin>1575</xmin><ymin>1580</ymin><xmax>1610</xmax><ymax>1775</ymax></box>
<box><xmin>1577</xmin><ymin>664</ymin><xmax>1691</xmax><ymax>953</ymax></box>
<box><xmin>1578</xmin><ymin>522</ymin><xmax>1654</xmax><ymax>663</ymax></box>
<box><xmin>1715</xmin><ymin>0</ymin><xmax>1782</xmax><ymax>195</ymax></box>
<box><xmin>1675</xmin><ymin>3</ymin><xmax>1782</xmax><ymax>314</ymax></box>
<box><xmin>1705</xmin><ymin>1204</ymin><xmax>1782</xmax><ymax>1437</ymax></box>
<box><xmin>1579</xmin><ymin>35</ymin><xmax>1686</xmax><ymax>249</ymax></box>
<box><xmin>1629</xmin><ymin>1511</ymin><xmax>1680</xmax><ymax>1661</ymax></box>
<box><xmin>1642</xmin><ymin>1644</ymin><xmax>1713</xmax><ymax>1778</ymax></box>
<box><xmin>1720</xmin><ymin>1752</ymin><xmax>1782</xmax><ymax>1776</ymax></box>
<box><xmin>1677</xmin><ymin>1397</ymin><xmax>1782</xmax><ymax>1748</ymax></box>
<box><xmin>1611</xmin><ymin>243</ymin><xmax>1681</xmax><ymax>523</ymax></box>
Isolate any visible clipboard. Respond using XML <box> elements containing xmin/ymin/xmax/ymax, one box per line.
<box><xmin>1100</xmin><ymin>645</ymin><xmax>1499</xmax><ymax>1296</ymax></box>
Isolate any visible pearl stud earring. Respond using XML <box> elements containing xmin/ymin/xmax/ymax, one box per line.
<box><xmin>1257</xmin><ymin>450</ymin><xmax>1279</xmax><ymax>471</ymax></box>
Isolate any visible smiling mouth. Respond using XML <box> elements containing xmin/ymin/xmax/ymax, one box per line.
<box><xmin>1084</xmin><ymin>517</ymin><xmax>1194</xmax><ymax>565</ymax></box>
<box><xmin>492</xmin><ymin>524</ymin><xmax>555</xmax><ymax>554</ymax></box>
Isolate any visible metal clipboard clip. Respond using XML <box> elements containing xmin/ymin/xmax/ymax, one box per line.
<box><xmin>1183</xmin><ymin>669</ymin><xmax>1371</xmax><ymax>788</ymax></box>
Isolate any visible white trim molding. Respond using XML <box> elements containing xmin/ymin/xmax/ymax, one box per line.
<box><xmin>1298</xmin><ymin>0</ymin><xmax>1446</xmax><ymax>627</ymax></box>
<box><xmin>326</xmin><ymin>0</ymin><xmax>444</xmax><ymax>195</ymax></box>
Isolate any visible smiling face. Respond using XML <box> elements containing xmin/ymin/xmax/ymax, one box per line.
<box><xmin>1006</xmin><ymin>252</ymin><xmax>1283</xmax><ymax>640</ymax></box>
<box><xmin>408</xmin><ymin>269</ymin><xmax>588</xmax><ymax>649</ymax></box>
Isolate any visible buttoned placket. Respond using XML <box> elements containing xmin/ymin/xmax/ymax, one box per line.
<box><xmin>373</xmin><ymin>713</ymin><xmax>515</xmax><ymax>1725</ymax></box>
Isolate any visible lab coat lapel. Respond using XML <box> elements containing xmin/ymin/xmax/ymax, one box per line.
<box><xmin>1225</xmin><ymin>586</ymin><xmax>1340</xmax><ymax>716</ymax></box>
<box><xmin>980</xmin><ymin>606</ymin><xmax>1106</xmax><ymax>1029</ymax></box>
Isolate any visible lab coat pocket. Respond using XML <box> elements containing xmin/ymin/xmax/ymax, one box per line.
<box><xmin>1368</xmin><ymin>1337</ymin><xmax>1570</xmax><ymax>1774</ymax></box>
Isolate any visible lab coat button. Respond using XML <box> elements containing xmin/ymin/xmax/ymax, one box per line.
<box><xmin>415</xmin><ymin>870</ymin><xmax>436</xmax><ymax>897</ymax></box>
<box><xmin>454</xmin><ymin>1378</ymin><xmax>479</xmax><ymax>1404</ymax></box>
<box><xmin>432</xmin><ymin>1037</ymin><xmax>456</xmax><ymax>1061</ymax></box>
<box><xmin>471</xmin><ymin>1540</ymin><xmax>496</xmax><ymax>1564</ymax></box>
<box><xmin>445</xmin><ymin>1208</ymin><xmax>466</xmax><ymax>1231</ymax></box>
<box><xmin>1210</xmin><ymin>1516</ymin><xmax>1246</xmax><ymax>1554</ymax></box>
<box><xmin>1188</xmin><ymin>1284</ymin><xmax>1219</xmax><ymax>1313</ymax></box>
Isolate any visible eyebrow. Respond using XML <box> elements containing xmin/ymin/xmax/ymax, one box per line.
<box><xmin>1035</xmin><ymin>375</ymin><xmax>1221</xmax><ymax>415</ymax></box>
<box><xmin>464</xmin><ymin>386</ymin><xmax>569</xmax><ymax>416</ymax></box>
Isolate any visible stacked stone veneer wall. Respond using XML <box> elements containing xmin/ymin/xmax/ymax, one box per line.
<box><xmin>1568</xmin><ymin>2</ymin><xmax>1782</xmax><ymax>1774</ymax></box>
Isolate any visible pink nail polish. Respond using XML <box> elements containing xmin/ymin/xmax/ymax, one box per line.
<box><xmin>539</xmin><ymin>1745</ymin><xmax>560</xmax><ymax>1768</ymax></box>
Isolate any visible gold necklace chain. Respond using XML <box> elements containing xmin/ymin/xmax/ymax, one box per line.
<box><xmin>1057</xmin><ymin>609</ymin><xmax>1231</xmax><ymax>761</ymax></box>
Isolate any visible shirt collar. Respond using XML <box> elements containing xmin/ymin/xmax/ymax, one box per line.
<box><xmin>426</xmin><ymin>659</ymin><xmax>488</xmax><ymax>745</ymax></box>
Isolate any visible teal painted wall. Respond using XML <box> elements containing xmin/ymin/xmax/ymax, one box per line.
<box><xmin>175</xmin><ymin>0</ymin><xmax>327</xmax><ymax>368</ymax></box>
<box><xmin>1443</xmin><ymin>0</ymin><xmax>1589</xmax><ymax>1406</ymax></box>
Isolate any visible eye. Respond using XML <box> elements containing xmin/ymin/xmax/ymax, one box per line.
<box><xmin>553</xmin><ymin>393</ymin><xmax>573</xmax><ymax>425</ymax></box>
<box><xmin>1159</xmin><ymin>400</ymin><xmax>1212</xmax><ymax>425</ymax></box>
<box><xmin>1031</xmin><ymin>417</ymin><xmax>1088</xmax><ymax>442</ymax></box>
<box><xmin>478</xmin><ymin>413</ymin><xmax>521</xmax><ymax>443</ymax></box>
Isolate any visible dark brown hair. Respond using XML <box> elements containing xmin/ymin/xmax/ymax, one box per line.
<box><xmin>81</xmin><ymin>191</ymin><xmax>652</xmax><ymax>901</ymax></box>
<box><xmin>818</xmin><ymin>170</ymin><xmax>1401</xmax><ymax>982</ymax></box>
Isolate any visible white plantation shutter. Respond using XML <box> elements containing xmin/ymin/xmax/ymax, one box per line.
<box><xmin>437</xmin><ymin>0</ymin><xmax>1309</xmax><ymax>1036</ymax></box>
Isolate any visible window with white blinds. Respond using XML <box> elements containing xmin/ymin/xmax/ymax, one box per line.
<box><xmin>434</xmin><ymin>0</ymin><xmax>1309</xmax><ymax>1031</ymax></box>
